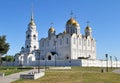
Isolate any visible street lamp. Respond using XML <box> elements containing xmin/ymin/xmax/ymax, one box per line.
<box><xmin>105</xmin><ymin>54</ymin><xmax>108</xmax><ymax>72</ymax></box>
<box><xmin>110</xmin><ymin>56</ymin><xmax>112</xmax><ymax>69</ymax></box>
<box><xmin>45</xmin><ymin>55</ymin><xmax>47</xmax><ymax>70</ymax></box>
<box><xmin>54</xmin><ymin>40</ymin><xmax>57</xmax><ymax>67</ymax></box>
<box><xmin>69</xmin><ymin>56</ymin><xmax>71</xmax><ymax>67</ymax></box>
<box><xmin>36</xmin><ymin>50</ymin><xmax>40</xmax><ymax>73</ymax></box>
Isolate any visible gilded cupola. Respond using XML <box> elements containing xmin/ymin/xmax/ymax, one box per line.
<box><xmin>49</xmin><ymin>27</ymin><xmax>55</xmax><ymax>32</ymax></box>
<box><xmin>85</xmin><ymin>26</ymin><xmax>92</xmax><ymax>31</ymax></box>
<box><xmin>66</xmin><ymin>18</ymin><xmax>78</xmax><ymax>26</ymax></box>
<box><xmin>28</xmin><ymin>10</ymin><xmax>36</xmax><ymax>26</ymax></box>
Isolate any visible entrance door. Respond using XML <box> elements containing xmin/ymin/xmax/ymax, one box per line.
<box><xmin>48</xmin><ymin>55</ymin><xmax>51</xmax><ymax>60</ymax></box>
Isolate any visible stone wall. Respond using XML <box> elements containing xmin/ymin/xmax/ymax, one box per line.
<box><xmin>2</xmin><ymin>59</ymin><xmax>120</xmax><ymax>68</ymax></box>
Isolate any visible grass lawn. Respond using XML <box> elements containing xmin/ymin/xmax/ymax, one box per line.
<box><xmin>0</xmin><ymin>66</ymin><xmax>32</xmax><ymax>76</ymax></box>
<box><xmin>12</xmin><ymin>67</ymin><xmax>120</xmax><ymax>83</ymax></box>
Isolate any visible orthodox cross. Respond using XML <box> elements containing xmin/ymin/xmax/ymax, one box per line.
<box><xmin>50</xmin><ymin>22</ymin><xmax>54</xmax><ymax>27</ymax></box>
<box><xmin>87</xmin><ymin>21</ymin><xmax>90</xmax><ymax>26</ymax></box>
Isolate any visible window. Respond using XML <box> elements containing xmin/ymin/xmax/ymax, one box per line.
<box><xmin>33</xmin><ymin>35</ymin><xmax>36</xmax><ymax>40</ymax></box>
<box><xmin>47</xmin><ymin>41</ymin><xmax>49</xmax><ymax>46</ymax></box>
<box><xmin>66</xmin><ymin>38</ymin><xmax>69</xmax><ymax>44</ymax></box>
<box><xmin>66</xmin><ymin>57</ymin><xmax>69</xmax><ymax>59</ymax></box>
<box><xmin>54</xmin><ymin>40</ymin><xmax>57</xmax><ymax>46</ymax></box>
<box><xmin>88</xmin><ymin>40</ymin><xmax>90</xmax><ymax>46</ymax></box>
<box><xmin>60</xmin><ymin>39</ymin><xmax>62</xmax><ymax>45</ymax></box>
<box><xmin>42</xmin><ymin>42</ymin><xmax>44</xmax><ymax>47</ymax></box>
<box><xmin>27</xmin><ymin>35</ymin><xmax>30</xmax><ymax>39</ymax></box>
<box><xmin>34</xmin><ymin>46</ymin><xmax>36</xmax><ymax>49</ymax></box>
<box><xmin>26</xmin><ymin>45</ymin><xmax>29</xmax><ymax>48</ymax></box>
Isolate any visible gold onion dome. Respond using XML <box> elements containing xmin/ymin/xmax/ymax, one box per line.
<box><xmin>28</xmin><ymin>10</ymin><xmax>36</xmax><ymax>26</ymax></box>
<box><xmin>63</xmin><ymin>30</ymin><xmax>67</xmax><ymax>34</ymax></box>
<box><xmin>66</xmin><ymin>18</ymin><xmax>78</xmax><ymax>26</ymax></box>
<box><xmin>49</xmin><ymin>27</ymin><xmax>55</xmax><ymax>32</ymax></box>
<box><xmin>28</xmin><ymin>20</ymin><xmax>35</xmax><ymax>26</ymax></box>
<box><xmin>85</xmin><ymin>26</ymin><xmax>92</xmax><ymax>30</ymax></box>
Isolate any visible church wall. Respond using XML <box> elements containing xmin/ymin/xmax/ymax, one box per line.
<box><xmin>70</xmin><ymin>34</ymin><xmax>96</xmax><ymax>60</ymax></box>
<box><xmin>21</xmin><ymin>59</ymin><xmax>120</xmax><ymax>68</ymax></box>
<box><xmin>39</xmin><ymin>34</ymin><xmax>71</xmax><ymax>60</ymax></box>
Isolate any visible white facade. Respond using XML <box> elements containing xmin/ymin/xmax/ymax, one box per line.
<box><xmin>14</xmin><ymin>12</ymin><xmax>120</xmax><ymax>68</ymax></box>
<box><xmin>39</xmin><ymin>17</ymin><xmax>96</xmax><ymax>60</ymax></box>
<box><xmin>15</xmin><ymin>11</ymin><xmax>39</xmax><ymax>66</ymax></box>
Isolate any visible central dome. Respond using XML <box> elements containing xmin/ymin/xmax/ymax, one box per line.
<box><xmin>66</xmin><ymin>18</ymin><xmax>78</xmax><ymax>26</ymax></box>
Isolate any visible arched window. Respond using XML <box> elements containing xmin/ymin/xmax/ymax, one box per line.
<box><xmin>60</xmin><ymin>39</ymin><xmax>62</xmax><ymax>45</ymax></box>
<box><xmin>66</xmin><ymin>57</ymin><xmax>69</xmax><ymax>59</ymax></box>
<box><xmin>66</xmin><ymin>38</ymin><xmax>69</xmax><ymax>44</ymax></box>
<box><xmin>47</xmin><ymin>41</ymin><xmax>49</xmax><ymax>46</ymax></box>
<box><xmin>26</xmin><ymin>45</ymin><xmax>29</xmax><ymax>48</ymax></box>
<box><xmin>34</xmin><ymin>46</ymin><xmax>36</xmax><ymax>49</ymax></box>
<box><xmin>33</xmin><ymin>35</ymin><xmax>36</xmax><ymax>40</ymax></box>
<box><xmin>27</xmin><ymin>35</ymin><xmax>30</xmax><ymax>39</ymax></box>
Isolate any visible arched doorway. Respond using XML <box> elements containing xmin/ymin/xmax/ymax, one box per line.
<box><xmin>48</xmin><ymin>55</ymin><xmax>51</xmax><ymax>60</ymax></box>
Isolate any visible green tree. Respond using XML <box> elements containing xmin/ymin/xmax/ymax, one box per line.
<box><xmin>1</xmin><ymin>55</ymin><xmax>14</xmax><ymax>62</ymax></box>
<box><xmin>0</xmin><ymin>35</ymin><xmax>9</xmax><ymax>65</ymax></box>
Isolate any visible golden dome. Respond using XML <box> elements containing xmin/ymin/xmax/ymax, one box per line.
<box><xmin>63</xmin><ymin>30</ymin><xmax>67</xmax><ymax>34</ymax></box>
<box><xmin>49</xmin><ymin>27</ymin><xmax>55</xmax><ymax>32</ymax></box>
<box><xmin>85</xmin><ymin>26</ymin><xmax>92</xmax><ymax>30</ymax></box>
<box><xmin>28</xmin><ymin>20</ymin><xmax>35</xmax><ymax>26</ymax></box>
<box><xmin>66</xmin><ymin>18</ymin><xmax>78</xmax><ymax>26</ymax></box>
<box><xmin>73</xmin><ymin>22</ymin><xmax>78</xmax><ymax>26</ymax></box>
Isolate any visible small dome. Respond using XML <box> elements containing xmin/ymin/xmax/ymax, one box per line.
<box><xmin>28</xmin><ymin>20</ymin><xmax>35</xmax><ymax>26</ymax></box>
<box><xmin>85</xmin><ymin>26</ymin><xmax>92</xmax><ymax>30</ymax></box>
<box><xmin>63</xmin><ymin>30</ymin><xmax>67</xmax><ymax>34</ymax></box>
<box><xmin>49</xmin><ymin>27</ymin><xmax>55</xmax><ymax>32</ymax></box>
<box><xmin>66</xmin><ymin>18</ymin><xmax>78</xmax><ymax>26</ymax></box>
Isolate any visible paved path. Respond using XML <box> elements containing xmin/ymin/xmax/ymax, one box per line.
<box><xmin>0</xmin><ymin>69</ymin><xmax>45</xmax><ymax>83</ymax></box>
<box><xmin>112</xmin><ymin>69</ymin><xmax>120</xmax><ymax>74</ymax></box>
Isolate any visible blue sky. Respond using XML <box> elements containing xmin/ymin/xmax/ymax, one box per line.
<box><xmin>0</xmin><ymin>0</ymin><xmax>120</xmax><ymax>60</ymax></box>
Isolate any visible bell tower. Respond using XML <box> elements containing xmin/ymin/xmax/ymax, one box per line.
<box><xmin>25</xmin><ymin>10</ymin><xmax>39</xmax><ymax>53</ymax></box>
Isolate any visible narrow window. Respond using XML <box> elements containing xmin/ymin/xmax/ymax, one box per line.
<box><xmin>27</xmin><ymin>35</ymin><xmax>30</xmax><ymax>39</ymax></box>
<box><xmin>33</xmin><ymin>35</ymin><xmax>36</xmax><ymax>40</ymax></box>
<box><xmin>60</xmin><ymin>39</ymin><xmax>62</xmax><ymax>45</ymax></box>
<box><xmin>66</xmin><ymin>38</ymin><xmax>69</xmax><ymax>44</ymax></box>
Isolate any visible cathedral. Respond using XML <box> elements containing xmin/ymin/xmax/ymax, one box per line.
<box><xmin>15</xmin><ymin>11</ymin><xmax>96</xmax><ymax>66</ymax></box>
<box><xmin>40</xmin><ymin>18</ymin><xmax>96</xmax><ymax>60</ymax></box>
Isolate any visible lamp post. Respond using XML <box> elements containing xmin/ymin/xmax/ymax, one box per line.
<box><xmin>36</xmin><ymin>50</ymin><xmax>40</xmax><ymax>73</ymax></box>
<box><xmin>69</xmin><ymin>56</ymin><xmax>71</xmax><ymax>67</ymax></box>
<box><xmin>110</xmin><ymin>56</ymin><xmax>112</xmax><ymax>69</ymax></box>
<box><xmin>105</xmin><ymin>54</ymin><xmax>108</xmax><ymax>72</ymax></box>
<box><xmin>54</xmin><ymin>40</ymin><xmax>57</xmax><ymax>67</ymax></box>
<box><xmin>45</xmin><ymin>54</ymin><xmax>47</xmax><ymax>70</ymax></box>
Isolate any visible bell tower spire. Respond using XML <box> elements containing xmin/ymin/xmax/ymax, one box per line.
<box><xmin>28</xmin><ymin>6</ymin><xmax>35</xmax><ymax>26</ymax></box>
<box><xmin>31</xmin><ymin>7</ymin><xmax>34</xmax><ymax>21</ymax></box>
<box><xmin>25</xmin><ymin>7</ymin><xmax>38</xmax><ymax>54</ymax></box>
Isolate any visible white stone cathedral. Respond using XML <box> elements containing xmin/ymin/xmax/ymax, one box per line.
<box><xmin>15</xmin><ymin>11</ymin><xmax>97</xmax><ymax>66</ymax></box>
<box><xmin>40</xmin><ymin>17</ymin><xmax>96</xmax><ymax>61</ymax></box>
